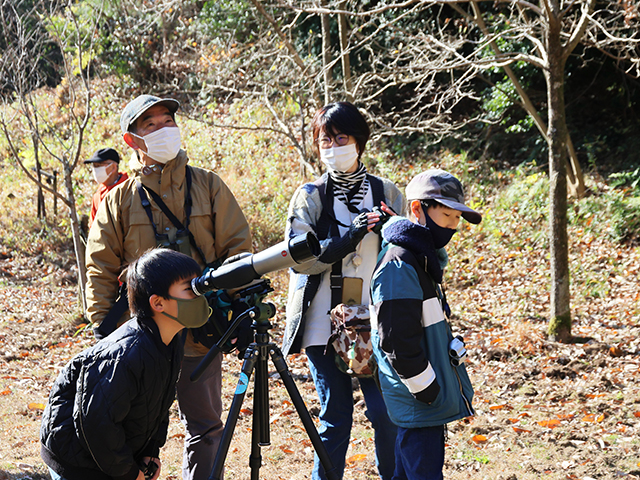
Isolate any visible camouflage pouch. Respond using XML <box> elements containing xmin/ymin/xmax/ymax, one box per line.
<box><xmin>326</xmin><ymin>304</ymin><xmax>377</xmax><ymax>378</ymax></box>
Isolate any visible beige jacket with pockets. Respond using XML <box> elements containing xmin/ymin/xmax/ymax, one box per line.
<box><xmin>85</xmin><ymin>150</ymin><xmax>252</xmax><ymax>356</ymax></box>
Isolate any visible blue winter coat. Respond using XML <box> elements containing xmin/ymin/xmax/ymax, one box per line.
<box><xmin>370</xmin><ymin>217</ymin><xmax>474</xmax><ymax>428</ymax></box>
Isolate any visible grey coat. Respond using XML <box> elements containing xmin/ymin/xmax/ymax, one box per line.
<box><xmin>282</xmin><ymin>172</ymin><xmax>404</xmax><ymax>356</ymax></box>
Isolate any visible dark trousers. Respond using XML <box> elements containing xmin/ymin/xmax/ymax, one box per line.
<box><xmin>306</xmin><ymin>345</ymin><xmax>397</xmax><ymax>480</ymax></box>
<box><xmin>177</xmin><ymin>354</ymin><xmax>224</xmax><ymax>480</ymax></box>
<box><xmin>392</xmin><ymin>425</ymin><xmax>445</xmax><ymax>480</ymax></box>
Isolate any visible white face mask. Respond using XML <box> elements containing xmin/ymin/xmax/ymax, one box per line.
<box><xmin>320</xmin><ymin>143</ymin><xmax>359</xmax><ymax>172</ymax></box>
<box><xmin>92</xmin><ymin>165</ymin><xmax>110</xmax><ymax>184</ymax></box>
<box><xmin>133</xmin><ymin>126</ymin><xmax>182</xmax><ymax>164</ymax></box>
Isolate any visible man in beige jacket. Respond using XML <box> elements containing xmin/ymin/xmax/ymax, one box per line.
<box><xmin>85</xmin><ymin>94</ymin><xmax>252</xmax><ymax>480</ymax></box>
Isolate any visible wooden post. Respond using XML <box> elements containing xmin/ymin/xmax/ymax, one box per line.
<box><xmin>53</xmin><ymin>170</ymin><xmax>58</xmax><ymax>216</ymax></box>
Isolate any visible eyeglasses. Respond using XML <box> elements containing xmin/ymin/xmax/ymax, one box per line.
<box><xmin>318</xmin><ymin>133</ymin><xmax>350</xmax><ymax>148</ymax></box>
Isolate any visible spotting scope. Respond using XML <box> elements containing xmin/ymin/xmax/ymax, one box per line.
<box><xmin>191</xmin><ymin>232</ymin><xmax>320</xmax><ymax>295</ymax></box>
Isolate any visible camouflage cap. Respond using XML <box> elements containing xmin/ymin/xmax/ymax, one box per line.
<box><xmin>120</xmin><ymin>94</ymin><xmax>180</xmax><ymax>134</ymax></box>
<box><xmin>405</xmin><ymin>169</ymin><xmax>482</xmax><ymax>224</ymax></box>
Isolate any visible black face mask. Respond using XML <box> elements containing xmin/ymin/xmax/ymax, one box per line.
<box><xmin>423</xmin><ymin>206</ymin><xmax>457</xmax><ymax>249</ymax></box>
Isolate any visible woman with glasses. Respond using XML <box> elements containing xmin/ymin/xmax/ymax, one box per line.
<box><xmin>282</xmin><ymin>101</ymin><xmax>405</xmax><ymax>480</ymax></box>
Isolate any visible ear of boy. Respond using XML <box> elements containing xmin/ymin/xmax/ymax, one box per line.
<box><xmin>149</xmin><ymin>294</ymin><xmax>184</xmax><ymax>346</ymax></box>
<box><xmin>410</xmin><ymin>199</ymin><xmax>425</xmax><ymax>225</ymax></box>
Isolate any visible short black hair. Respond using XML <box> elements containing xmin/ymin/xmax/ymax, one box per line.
<box><xmin>127</xmin><ymin>249</ymin><xmax>202</xmax><ymax>319</ymax></box>
<box><xmin>311</xmin><ymin>102</ymin><xmax>370</xmax><ymax>159</ymax></box>
<box><xmin>406</xmin><ymin>198</ymin><xmax>440</xmax><ymax>217</ymax></box>
<box><xmin>416</xmin><ymin>199</ymin><xmax>442</xmax><ymax>218</ymax></box>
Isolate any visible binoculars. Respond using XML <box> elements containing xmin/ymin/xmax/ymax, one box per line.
<box><xmin>449</xmin><ymin>335</ymin><xmax>467</xmax><ymax>367</ymax></box>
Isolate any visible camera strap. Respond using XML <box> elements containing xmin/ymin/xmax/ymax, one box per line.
<box><xmin>95</xmin><ymin>281</ymin><xmax>128</xmax><ymax>339</ymax></box>
<box><xmin>136</xmin><ymin>166</ymin><xmax>208</xmax><ymax>265</ymax></box>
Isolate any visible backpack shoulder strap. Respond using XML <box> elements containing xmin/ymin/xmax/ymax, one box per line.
<box><xmin>312</xmin><ymin>176</ymin><xmax>343</xmax><ymax>307</ymax></box>
<box><xmin>367</xmin><ymin>174</ymin><xmax>386</xmax><ymax>205</ymax></box>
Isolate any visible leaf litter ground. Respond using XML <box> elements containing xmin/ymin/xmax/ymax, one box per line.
<box><xmin>1</xmin><ymin>232</ymin><xmax>639</xmax><ymax>480</ymax></box>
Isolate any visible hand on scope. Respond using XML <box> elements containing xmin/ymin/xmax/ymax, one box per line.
<box><xmin>138</xmin><ymin>457</ymin><xmax>161</xmax><ymax>480</ymax></box>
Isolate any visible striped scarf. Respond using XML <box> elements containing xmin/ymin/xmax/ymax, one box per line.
<box><xmin>329</xmin><ymin>161</ymin><xmax>369</xmax><ymax>212</ymax></box>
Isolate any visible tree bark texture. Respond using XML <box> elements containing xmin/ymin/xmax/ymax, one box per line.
<box><xmin>470</xmin><ymin>1</ymin><xmax>585</xmax><ymax>199</ymax></box>
<box><xmin>63</xmin><ymin>164</ymin><xmax>87</xmax><ymax>314</ymax></box>
<box><xmin>545</xmin><ymin>4</ymin><xmax>572</xmax><ymax>343</ymax></box>
<box><xmin>337</xmin><ymin>1</ymin><xmax>353</xmax><ymax>102</ymax></box>
<box><xmin>321</xmin><ymin>0</ymin><xmax>333</xmax><ymax>104</ymax></box>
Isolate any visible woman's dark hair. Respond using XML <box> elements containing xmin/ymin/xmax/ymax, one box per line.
<box><xmin>127</xmin><ymin>248</ymin><xmax>202</xmax><ymax>319</ymax></box>
<box><xmin>311</xmin><ymin>102</ymin><xmax>370</xmax><ymax>159</ymax></box>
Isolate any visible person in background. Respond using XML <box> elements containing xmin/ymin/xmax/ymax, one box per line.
<box><xmin>85</xmin><ymin>94</ymin><xmax>252</xmax><ymax>480</ymax></box>
<box><xmin>84</xmin><ymin>147</ymin><xmax>128</xmax><ymax>226</ymax></box>
<box><xmin>370</xmin><ymin>169</ymin><xmax>481</xmax><ymax>480</ymax></box>
<box><xmin>41</xmin><ymin>248</ymin><xmax>209</xmax><ymax>480</ymax></box>
<box><xmin>282</xmin><ymin>101</ymin><xmax>404</xmax><ymax>480</ymax></box>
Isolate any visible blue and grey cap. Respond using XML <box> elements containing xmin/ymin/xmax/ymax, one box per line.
<box><xmin>120</xmin><ymin>94</ymin><xmax>180</xmax><ymax>134</ymax></box>
<box><xmin>405</xmin><ymin>169</ymin><xmax>482</xmax><ymax>224</ymax></box>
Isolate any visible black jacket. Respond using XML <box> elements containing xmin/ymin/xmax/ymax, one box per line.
<box><xmin>40</xmin><ymin>318</ymin><xmax>183</xmax><ymax>480</ymax></box>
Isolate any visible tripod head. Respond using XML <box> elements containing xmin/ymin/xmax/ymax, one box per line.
<box><xmin>234</xmin><ymin>280</ymin><xmax>276</xmax><ymax>327</ymax></box>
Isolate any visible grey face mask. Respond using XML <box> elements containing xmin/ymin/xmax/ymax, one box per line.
<box><xmin>161</xmin><ymin>295</ymin><xmax>210</xmax><ymax>328</ymax></box>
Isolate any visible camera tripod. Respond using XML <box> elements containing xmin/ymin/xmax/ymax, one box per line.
<box><xmin>191</xmin><ymin>280</ymin><xmax>339</xmax><ymax>480</ymax></box>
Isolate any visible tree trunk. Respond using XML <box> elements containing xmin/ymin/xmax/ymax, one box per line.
<box><xmin>545</xmin><ymin>9</ymin><xmax>572</xmax><ymax>343</ymax></box>
<box><xmin>320</xmin><ymin>0</ymin><xmax>332</xmax><ymax>104</ymax></box>
<box><xmin>337</xmin><ymin>1</ymin><xmax>353</xmax><ymax>102</ymax></box>
<box><xmin>34</xmin><ymin>137</ymin><xmax>46</xmax><ymax>218</ymax></box>
<box><xmin>63</xmin><ymin>164</ymin><xmax>87</xmax><ymax>314</ymax></box>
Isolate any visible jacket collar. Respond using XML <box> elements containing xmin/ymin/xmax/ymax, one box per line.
<box><xmin>381</xmin><ymin>216</ymin><xmax>448</xmax><ymax>283</ymax></box>
<box><xmin>130</xmin><ymin>149</ymin><xmax>189</xmax><ymax>188</ymax></box>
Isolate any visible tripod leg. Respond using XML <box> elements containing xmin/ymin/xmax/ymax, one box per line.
<box><xmin>269</xmin><ymin>346</ymin><xmax>340</xmax><ymax>480</ymax></box>
<box><xmin>249</xmin><ymin>342</ymin><xmax>270</xmax><ymax>480</ymax></box>
<box><xmin>208</xmin><ymin>348</ymin><xmax>259</xmax><ymax>480</ymax></box>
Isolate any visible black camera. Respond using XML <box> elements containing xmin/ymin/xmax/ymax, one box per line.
<box><xmin>371</xmin><ymin>206</ymin><xmax>392</xmax><ymax>234</ymax></box>
<box><xmin>138</xmin><ymin>459</ymin><xmax>158</xmax><ymax>480</ymax></box>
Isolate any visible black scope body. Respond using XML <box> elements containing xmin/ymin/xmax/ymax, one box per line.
<box><xmin>191</xmin><ymin>232</ymin><xmax>320</xmax><ymax>295</ymax></box>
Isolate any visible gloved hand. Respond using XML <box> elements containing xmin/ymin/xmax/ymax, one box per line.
<box><xmin>347</xmin><ymin>211</ymin><xmax>371</xmax><ymax>248</ymax></box>
<box><xmin>414</xmin><ymin>380</ymin><xmax>440</xmax><ymax>405</ymax></box>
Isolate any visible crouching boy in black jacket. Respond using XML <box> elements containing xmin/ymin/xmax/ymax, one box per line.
<box><xmin>41</xmin><ymin>248</ymin><xmax>210</xmax><ymax>480</ymax></box>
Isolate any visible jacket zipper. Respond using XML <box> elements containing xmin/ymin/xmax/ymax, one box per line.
<box><xmin>77</xmin><ymin>365</ymin><xmax>104</xmax><ymax>470</ymax></box>
<box><xmin>430</xmin><ymin>270</ymin><xmax>475</xmax><ymax>417</ymax></box>
<box><xmin>453</xmin><ymin>365</ymin><xmax>474</xmax><ymax>416</ymax></box>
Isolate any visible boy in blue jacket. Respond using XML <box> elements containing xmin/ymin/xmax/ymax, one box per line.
<box><xmin>370</xmin><ymin>169</ymin><xmax>482</xmax><ymax>480</ymax></box>
<box><xmin>41</xmin><ymin>249</ymin><xmax>210</xmax><ymax>480</ymax></box>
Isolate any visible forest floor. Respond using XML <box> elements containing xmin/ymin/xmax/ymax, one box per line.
<box><xmin>1</xmin><ymin>231</ymin><xmax>640</xmax><ymax>480</ymax></box>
